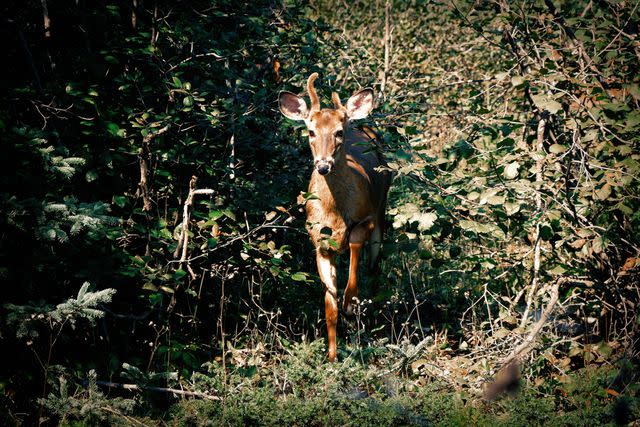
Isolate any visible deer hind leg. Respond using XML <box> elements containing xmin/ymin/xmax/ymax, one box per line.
<box><xmin>343</xmin><ymin>219</ymin><xmax>375</xmax><ymax>316</ymax></box>
<box><xmin>367</xmin><ymin>223</ymin><xmax>382</xmax><ymax>271</ymax></box>
<box><xmin>316</xmin><ymin>252</ymin><xmax>338</xmax><ymax>361</ymax></box>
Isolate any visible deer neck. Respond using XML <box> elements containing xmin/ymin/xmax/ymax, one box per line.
<box><xmin>312</xmin><ymin>156</ymin><xmax>356</xmax><ymax>212</ymax></box>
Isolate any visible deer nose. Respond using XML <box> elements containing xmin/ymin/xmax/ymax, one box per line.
<box><xmin>315</xmin><ymin>159</ymin><xmax>333</xmax><ymax>175</ymax></box>
<box><xmin>317</xmin><ymin>163</ymin><xmax>331</xmax><ymax>175</ymax></box>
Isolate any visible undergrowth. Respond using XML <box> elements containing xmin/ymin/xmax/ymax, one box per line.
<box><xmin>47</xmin><ymin>340</ymin><xmax>638</xmax><ymax>426</ymax></box>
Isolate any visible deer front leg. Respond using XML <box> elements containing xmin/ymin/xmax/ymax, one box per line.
<box><xmin>343</xmin><ymin>219</ymin><xmax>375</xmax><ymax>316</ymax></box>
<box><xmin>316</xmin><ymin>252</ymin><xmax>338</xmax><ymax>361</ymax></box>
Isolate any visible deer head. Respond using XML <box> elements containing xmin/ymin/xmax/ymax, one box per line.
<box><xmin>278</xmin><ymin>73</ymin><xmax>374</xmax><ymax>175</ymax></box>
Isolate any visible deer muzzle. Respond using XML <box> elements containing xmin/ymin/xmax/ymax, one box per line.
<box><xmin>315</xmin><ymin>158</ymin><xmax>334</xmax><ymax>175</ymax></box>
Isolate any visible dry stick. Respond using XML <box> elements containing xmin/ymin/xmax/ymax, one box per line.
<box><xmin>93</xmin><ymin>380</ymin><xmax>221</xmax><ymax>401</ymax></box>
<box><xmin>150</xmin><ymin>2</ymin><xmax>159</xmax><ymax>46</ymax></box>
<box><xmin>137</xmin><ymin>124</ymin><xmax>171</xmax><ymax>212</ymax></box>
<box><xmin>218</xmin><ymin>266</ymin><xmax>229</xmax><ymax>393</ymax></box>
<box><xmin>380</xmin><ymin>0</ymin><xmax>391</xmax><ymax>98</ymax></box>
<box><xmin>166</xmin><ymin>51</ymin><xmax>226</xmax><ymax>73</ymax></box>
<box><xmin>502</xmin><ymin>277</ymin><xmax>564</xmax><ymax>367</ymax></box>
<box><xmin>40</xmin><ymin>0</ymin><xmax>51</xmax><ymax>38</ymax></box>
<box><xmin>131</xmin><ymin>0</ymin><xmax>138</xmax><ymax>30</ymax></box>
<box><xmin>173</xmin><ymin>176</ymin><xmax>215</xmax><ymax>263</ymax></box>
<box><xmin>520</xmin><ymin>117</ymin><xmax>546</xmax><ymax>329</ymax></box>
<box><xmin>179</xmin><ymin>176</ymin><xmax>197</xmax><ymax>263</ymax></box>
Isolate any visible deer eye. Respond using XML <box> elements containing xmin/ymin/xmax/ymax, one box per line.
<box><xmin>308</xmin><ymin>130</ymin><xmax>316</xmax><ymax>138</ymax></box>
<box><xmin>335</xmin><ymin>130</ymin><xmax>343</xmax><ymax>139</ymax></box>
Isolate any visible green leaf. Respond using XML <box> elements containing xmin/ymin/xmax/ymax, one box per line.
<box><xmin>173</xmin><ymin>269</ymin><xmax>187</xmax><ymax>280</ymax></box>
<box><xmin>487</xmin><ymin>195</ymin><xmax>506</xmax><ymax>205</ymax></box>
<box><xmin>113</xmin><ymin>196</ymin><xmax>127</xmax><ymax>208</ymax></box>
<box><xmin>416</xmin><ymin>212</ymin><xmax>437</xmax><ymax>231</ymax></box>
<box><xmin>222</xmin><ymin>209</ymin><xmax>236</xmax><ymax>220</ymax></box>
<box><xmin>549</xmin><ymin>144</ymin><xmax>568</xmax><ymax>154</ymax></box>
<box><xmin>291</xmin><ymin>272</ymin><xmax>307</xmax><ymax>281</ymax></box>
<box><xmin>143</xmin><ymin>282</ymin><xmax>158</xmax><ymax>291</ymax></box>
<box><xmin>85</xmin><ymin>170</ymin><xmax>98</xmax><ymax>182</ymax></box>
<box><xmin>504</xmin><ymin>202</ymin><xmax>520</xmax><ymax>216</ymax></box>
<box><xmin>511</xmin><ymin>75</ymin><xmax>526</xmax><ymax>87</ymax></box>
<box><xmin>615</xmin><ymin>202</ymin><xmax>633</xmax><ymax>215</ymax></box>
<box><xmin>106</xmin><ymin>122</ymin><xmax>121</xmax><ymax>137</ymax></box>
<box><xmin>531</xmin><ymin>94</ymin><xmax>562</xmax><ymax>114</ymax></box>
<box><xmin>548</xmin><ymin>265</ymin><xmax>566</xmax><ymax>275</ymax></box>
<box><xmin>302</xmin><ymin>192</ymin><xmax>319</xmax><ymax>201</ymax></box>
<box><xmin>459</xmin><ymin>220</ymin><xmax>505</xmax><ymax>238</ymax></box>
<box><xmin>593</xmin><ymin>183</ymin><xmax>611</xmax><ymax>200</ymax></box>
<box><xmin>503</xmin><ymin>161</ymin><xmax>520</xmax><ymax>179</ymax></box>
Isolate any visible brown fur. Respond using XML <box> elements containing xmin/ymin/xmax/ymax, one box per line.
<box><xmin>306</xmin><ymin>126</ymin><xmax>388</xmax><ymax>255</ymax></box>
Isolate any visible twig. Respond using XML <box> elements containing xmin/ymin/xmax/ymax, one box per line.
<box><xmin>137</xmin><ymin>124</ymin><xmax>171</xmax><ymax>212</ymax></box>
<box><xmin>166</xmin><ymin>51</ymin><xmax>225</xmax><ymax>73</ymax></box>
<box><xmin>131</xmin><ymin>0</ymin><xmax>138</xmax><ymax>30</ymax></box>
<box><xmin>40</xmin><ymin>0</ymin><xmax>51</xmax><ymax>38</ymax></box>
<box><xmin>502</xmin><ymin>277</ymin><xmax>565</xmax><ymax>367</ymax></box>
<box><xmin>520</xmin><ymin>116</ymin><xmax>546</xmax><ymax>329</ymax></box>
<box><xmin>150</xmin><ymin>3</ymin><xmax>158</xmax><ymax>46</ymax></box>
<box><xmin>173</xmin><ymin>176</ymin><xmax>214</xmax><ymax>263</ymax></box>
<box><xmin>380</xmin><ymin>0</ymin><xmax>391</xmax><ymax>98</ymax></box>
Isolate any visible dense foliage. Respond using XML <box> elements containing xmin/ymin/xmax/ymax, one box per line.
<box><xmin>1</xmin><ymin>0</ymin><xmax>638</xmax><ymax>425</ymax></box>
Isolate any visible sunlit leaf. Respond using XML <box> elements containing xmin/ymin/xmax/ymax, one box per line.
<box><xmin>503</xmin><ymin>161</ymin><xmax>520</xmax><ymax>179</ymax></box>
<box><xmin>531</xmin><ymin>94</ymin><xmax>562</xmax><ymax>114</ymax></box>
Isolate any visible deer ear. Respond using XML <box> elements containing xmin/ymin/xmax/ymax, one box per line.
<box><xmin>279</xmin><ymin>91</ymin><xmax>309</xmax><ymax>121</ymax></box>
<box><xmin>345</xmin><ymin>88</ymin><xmax>374</xmax><ymax>120</ymax></box>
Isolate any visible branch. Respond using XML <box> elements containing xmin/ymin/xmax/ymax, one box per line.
<box><xmin>520</xmin><ymin>117</ymin><xmax>546</xmax><ymax>329</ymax></box>
<box><xmin>167</xmin><ymin>51</ymin><xmax>225</xmax><ymax>73</ymax></box>
<box><xmin>380</xmin><ymin>0</ymin><xmax>391</xmax><ymax>98</ymax></box>
<box><xmin>502</xmin><ymin>277</ymin><xmax>566</xmax><ymax>367</ymax></box>
<box><xmin>173</xmin><ymin>176</ymin><xmax>214</xmax><ymax>264</ymax></box>
<box><xmin>41</xmin><ymin>0</ymin><xmax>51</xmax><ymax>38</ymax></box>
<box><xmin>136</xmin><ymin>124</ymin><xmax>171</xmax><ymax>212</ymax></box>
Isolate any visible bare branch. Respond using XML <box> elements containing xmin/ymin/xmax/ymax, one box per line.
<box><xmin>41</xmin><ymin>0</ymin><xmax>51</xmax><ymax>38</ymax></box>
<box><xmin>173</xmin><ymin>176</ymin><xmax>214</xmax><ymax>264</ymax></box>
<box><xmin>502</xmin><ymin>277</ymin><xmax>565</xmax><ymax>367</ymax></box>
<box><xmin>137</xmin><ymin>124</ymin><xmax>171</xmax><ymax>212</ymax></box>
<box><xmin>380</xmin><ymin>1</ymin><xmax>391</xmax><ymax>98</ymax></box>
<box><xmin>520</xmin><ymin>117</ymin><xmax>546</xmax><ymax>329</ymax></box>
